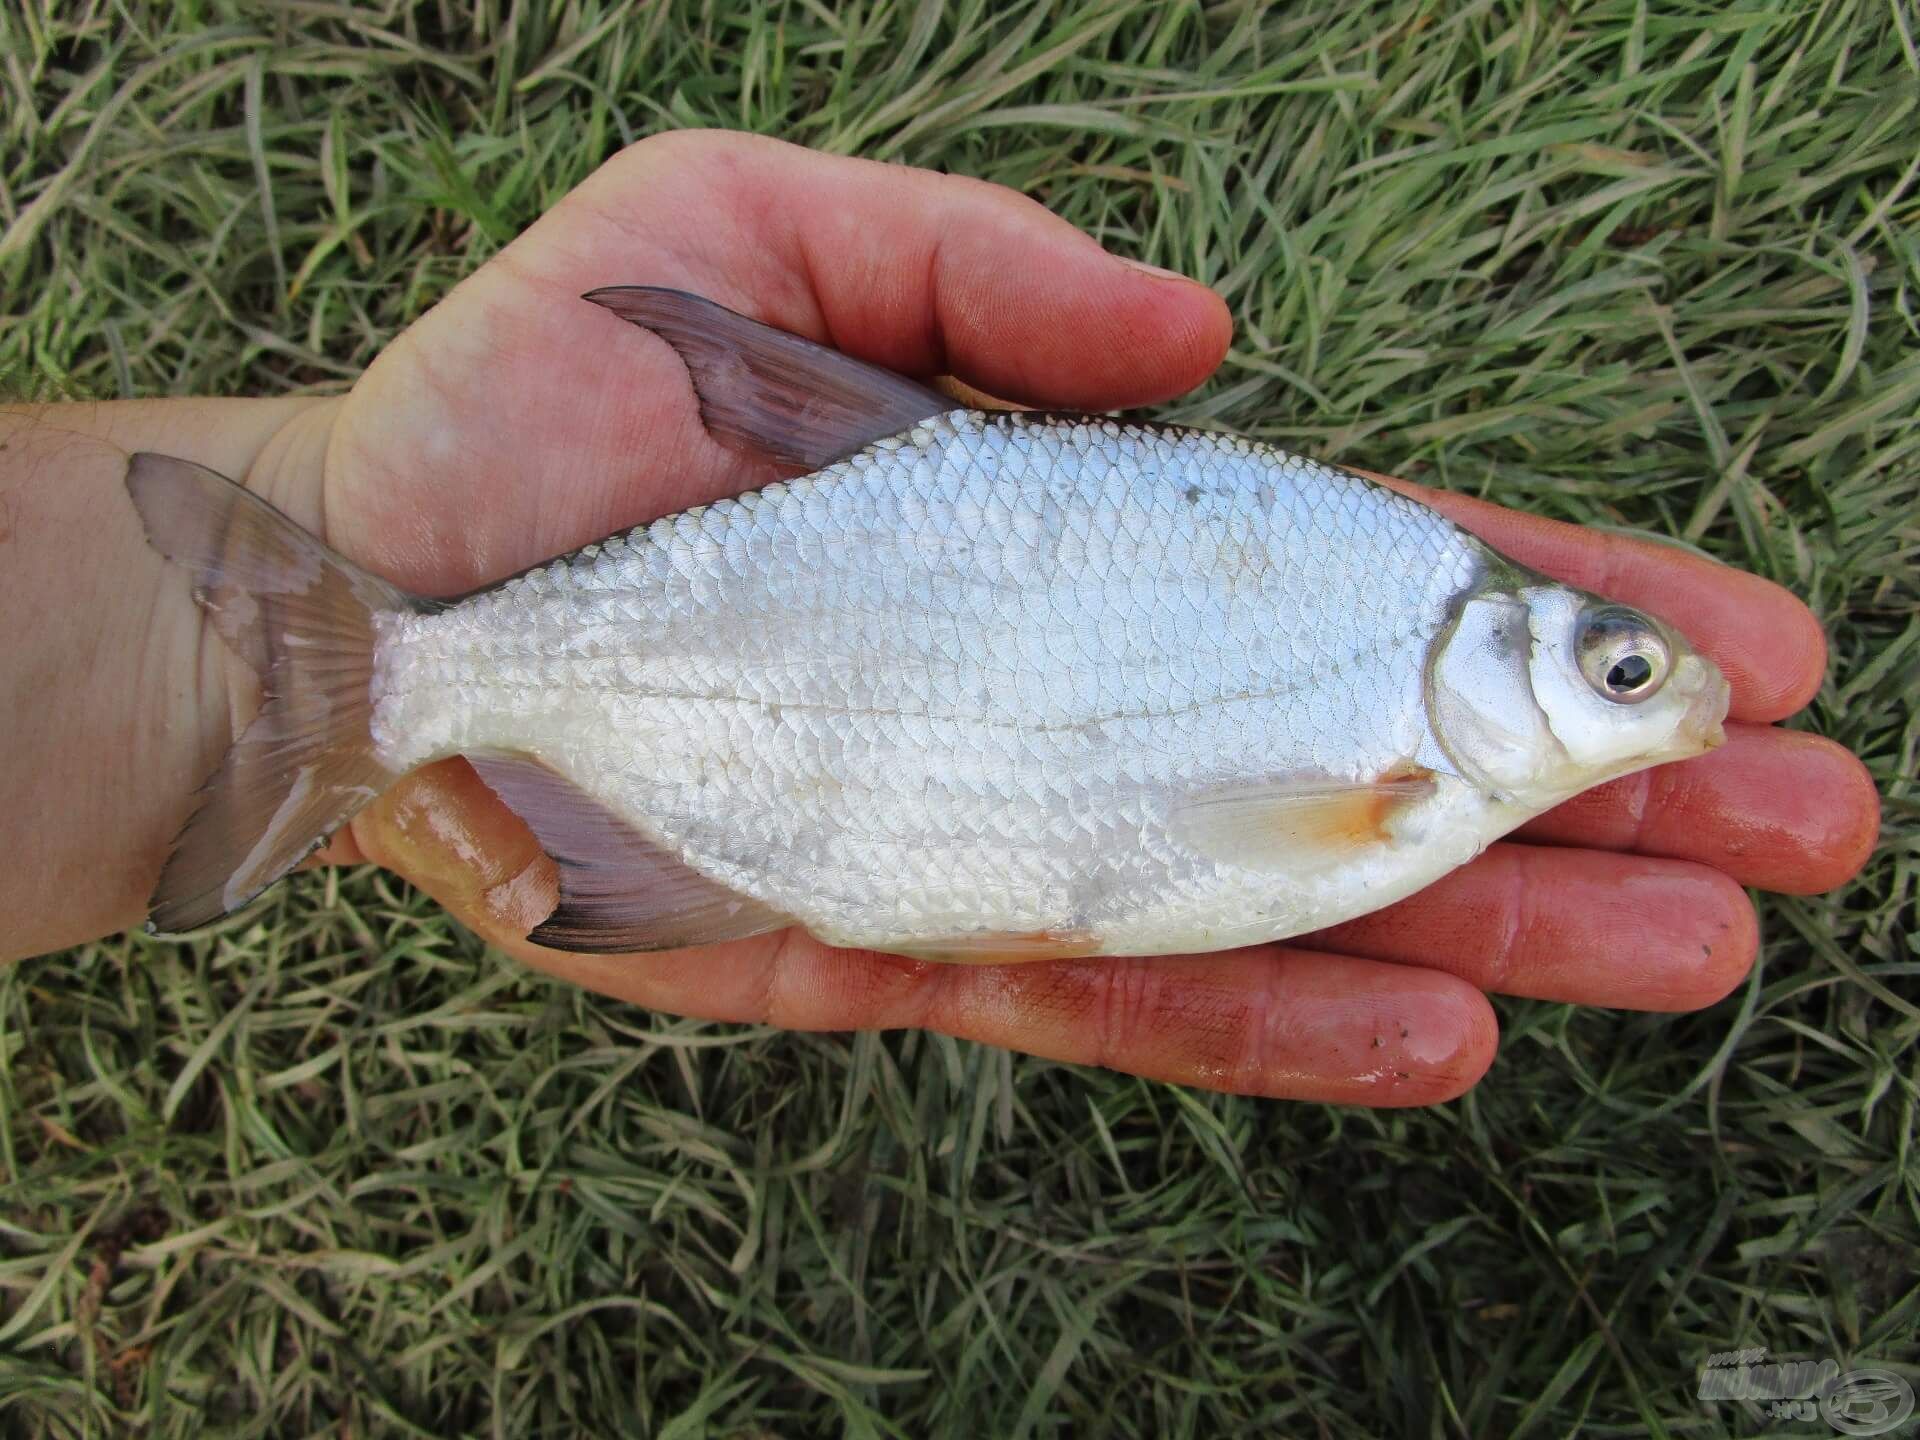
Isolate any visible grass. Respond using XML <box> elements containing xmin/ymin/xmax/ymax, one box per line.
<box><xmin>2</xmin><ymin>0</ymin><xmax>1917</xmax><ymax>1434</ymax></box>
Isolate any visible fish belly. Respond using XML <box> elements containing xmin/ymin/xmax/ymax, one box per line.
<box><xmin>371</xmin><ymin>411</ymin><xmax>1492</xmax><ymax>954</ymax></box>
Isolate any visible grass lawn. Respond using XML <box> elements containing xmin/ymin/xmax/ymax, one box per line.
<box><xmin>2</xmin><ymin>1</ymin><xmax>1916</xmax><ymax>1434</ymax></box>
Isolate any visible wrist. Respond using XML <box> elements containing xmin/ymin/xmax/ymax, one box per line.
<box><xmin>0</xmin><ymin>395</ymin><xmax>342</xmax><ymax>960</ymax></box>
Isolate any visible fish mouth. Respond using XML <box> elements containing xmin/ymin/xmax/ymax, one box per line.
<box><xmin>1671</xmin><ymin>653</ymin><xmax>1732</xmax><ymax>754</ymax></box>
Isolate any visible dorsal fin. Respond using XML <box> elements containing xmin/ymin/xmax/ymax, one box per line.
<box><xmin>584</xmin><ymin>286</ymin><xmax>951</xmax><ymax>470</ymax></box>
<box><xmin>467</xmin><ymin>752</ymin><xmax>789</xmax><ymax>954</ymax></box>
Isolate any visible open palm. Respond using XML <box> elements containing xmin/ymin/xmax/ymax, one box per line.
<box><xmin>297</xmin><ymin>131</ymin><xmax>1876</xmax><ymax>1105</ymax></box>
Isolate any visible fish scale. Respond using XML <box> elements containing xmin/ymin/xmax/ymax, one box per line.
<box><xmin>368</xmin><ymin>409</ymin><xmax>1488</xmax><ymax>953</ymax></box>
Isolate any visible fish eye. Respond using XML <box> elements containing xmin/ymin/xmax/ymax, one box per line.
<box><xmin>1576</xmin><ymin>606</ymin><xmax>1671</xmax><ymax>704</ymax></box>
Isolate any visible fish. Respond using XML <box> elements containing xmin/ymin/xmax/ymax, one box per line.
<box><xmin>125</xmin><ymin>287</ymin><xmax>1730</xmax><ymax>960</ymax></box>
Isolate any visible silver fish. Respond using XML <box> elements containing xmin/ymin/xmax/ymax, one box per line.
<box><xmin>128</xmin><ymin>288</ymin><xmax>1729</xmax><ymax>959</ymax></box>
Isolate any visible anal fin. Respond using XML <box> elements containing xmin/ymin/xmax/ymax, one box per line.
<box><xmin>468</xmin><ymin>753</ymin><xmax>788</xmax><ymax>954</ymax></box>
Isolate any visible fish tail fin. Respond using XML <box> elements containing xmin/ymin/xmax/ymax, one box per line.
<box><xmin>124</xmin><ymin>453</ymin><xmax>427</xmax><ymax>933</ymax></box>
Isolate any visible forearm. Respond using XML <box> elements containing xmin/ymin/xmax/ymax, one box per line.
<box><xmin>0</xmin><ymin>397</ymin><xmax>337</xmax><ymax>959</ymax></box>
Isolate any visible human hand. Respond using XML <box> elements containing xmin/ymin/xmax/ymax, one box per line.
<box><xmin>257</xmin><ymin>130</ymin><xmax>1875</xmax><ymax>1105</ymax></box>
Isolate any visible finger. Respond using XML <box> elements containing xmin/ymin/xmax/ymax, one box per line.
<box><xmin>534</xmin><ymin>937</ymin><xmax>1496</xmax><ymax>1108</ymax></box>
<box><xmin>1364</xmin><ymin>473</ymin><xmax>1826</xmax><ymax>723</ymax></box>
<box><xmin>349</xmin><ymin>759</ymin><xmax>563</xmax><ymax>937</ymax></box>
<box><xmin>1518</xmin><ymin>724</ymin><xmax>1879</xmax><ymax>895</ymax></box>
<box><xmin>1310</xmin><ymin>843</ymin><xmax>1756</xmax><ymax>1011</ymax></box>
<box><xmin>352</xmin><ymin>758</ymin><xmax>1495</xmax><ymax>1105</ymax></box>
<box><xmin>573</xmin><ymin>130</ymin><xmax>1233</xmax><ymax>410</ymax></box>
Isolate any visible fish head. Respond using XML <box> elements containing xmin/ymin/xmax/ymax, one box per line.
<box><xmin>1426</xmin><ymin>575</ymin><xmax>1730</xmax><ymax>808</ymax></box>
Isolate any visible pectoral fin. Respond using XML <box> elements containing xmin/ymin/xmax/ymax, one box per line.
<box><xmin>584</xmin><ymin>286</ymin><xmax>951</xmax><ymax>469</ymax></box>
<box><xmin>1169</xmin><ymin>766</ymin><xmax>1438</xmax><ymax>869</ymax></box>
<box><xmin>467</xmin><ymin>753</ymin><xmax>788</xmax><ymax>954</ymax></box>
